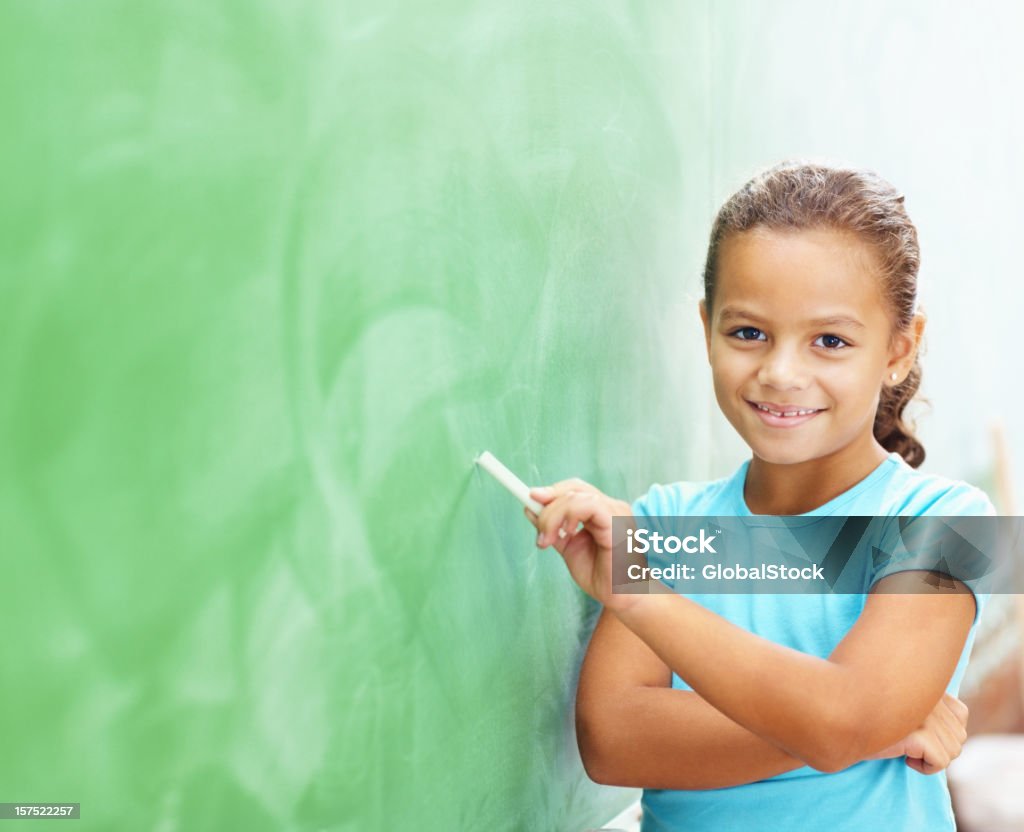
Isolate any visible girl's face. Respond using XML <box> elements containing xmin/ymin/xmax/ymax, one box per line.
<box><xmin>699</xmin><ymin>227</ymin><xmax>923</xmax><ymax>467</ymax></box>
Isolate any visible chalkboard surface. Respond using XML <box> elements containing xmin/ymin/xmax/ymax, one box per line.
<box><xmin>0</xmin><ymin>2</ymin><xmax>707</xmax><ymax>829</ymax></box>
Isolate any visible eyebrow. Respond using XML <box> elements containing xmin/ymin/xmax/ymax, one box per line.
<box><xmin>717</xmin><ymin>306</ymin><xmax>866</xmax><ymax>330</ymax></box>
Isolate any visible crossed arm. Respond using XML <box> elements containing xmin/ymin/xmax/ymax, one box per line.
<box><xmin>576</xmin><ymin>607</ymin><xmax>808</xmax><ymax>789</ymax></box>
<box><xmin>576</xmin><ymin>595</ymin><xmax>972</xmax><ymax>789</ymax></box>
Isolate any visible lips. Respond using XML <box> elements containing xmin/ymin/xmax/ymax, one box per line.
<box><xmin>748</xmin><ymin>400</ymin><xmax>823</xmax><ymax>417</ymax></box>
<box><xmin>746</xmin><ymin>399</ymin><xmax>825</xmax><ymax>428</ymax></box>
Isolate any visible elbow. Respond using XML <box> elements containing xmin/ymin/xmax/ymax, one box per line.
<box><xmin>806</xmin><ymin>750</ymin><xmax>851</xmax><ymax>775</ymax></box>
<box><xmin>801</xmin><ymin>704</ymin><xmax>868</xmax><ymax>774</ymax></box>
<box><xmin>575</xmin><ymin>709</ymin><xmax>621</xmax><ymax>786</ymax></box>
<box><xmin>804</xmin><ymin>747</ymin><xmax>855</xmax><ymax>775</ymax></box>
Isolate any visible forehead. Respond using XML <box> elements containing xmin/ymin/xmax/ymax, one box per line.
<box><xmin>714</xmin><ymin>227</ymin><xmax>889</xmax><ymax>325</ymax></box>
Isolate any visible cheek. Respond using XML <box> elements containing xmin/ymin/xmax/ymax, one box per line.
<box><xmin>709</xmin><ymin>343</ymin><xmax>750</xmax><ymax>376</ymax></box>
<box><xmin>822</xmin><ymin>365</ymin><xmax>882</xmax><ymax>406</ymax></box>
<box><xmin>708</xmin><ymin>358</ymin><xmax>740</xmax><ymax>391</ymax></box>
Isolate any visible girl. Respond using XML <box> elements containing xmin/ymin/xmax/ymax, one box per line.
<box><xmin>525</xmin><ymin>161</ymin><xmax>993</xmax><ymax>831</ymax></box>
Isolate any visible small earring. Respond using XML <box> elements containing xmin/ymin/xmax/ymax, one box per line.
<box><xmin>890</xmin><ymin>373</ymin><xmax>898</xmax><ymax>382</ymax></box>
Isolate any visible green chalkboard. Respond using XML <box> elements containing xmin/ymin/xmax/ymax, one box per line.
<box><xmin>0</xmin><ymin>2</ymin><xmax>709</xmax><ymax>829</ymax></box>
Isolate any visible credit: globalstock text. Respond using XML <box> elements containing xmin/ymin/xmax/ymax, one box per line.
<box><xmin>626</xmin><ymin>562</ymin><xmax>826</xmax><ymax>582</ymax></box>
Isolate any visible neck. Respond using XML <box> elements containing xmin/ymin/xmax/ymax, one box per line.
<box><xmin>743</xmin><ymin>436</ymin><xmax>891</xmax><ymax>515</ymax></box>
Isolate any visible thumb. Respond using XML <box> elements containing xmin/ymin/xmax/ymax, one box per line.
<box><xmin>529</xmin><ymin>486</ymin><xmax>557</xmax><ymax>505</ymax></box>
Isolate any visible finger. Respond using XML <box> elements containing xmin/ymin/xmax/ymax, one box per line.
<box><xmin>908</xmin><ymin>755</ymin><xmax>943</xmax><ymax>775</ymax></box>
<box><xmin>920</xmin><ymin>710</ymin><xmax>959</xmax><ymax>758</ymax></box>
<box><xmin>558</xmin><ymin>477</ymin><xmax>600</xmax><ymax>493</ymax></box>
<box><xmin>552</xmin><ymin>519</ymin><xmax>586</xmax><ymax>559</ymax></box>
<box><xmin>530</xmin><ymin>486</ymin><xmax>578</xmax><ymax>514</ymax></box>
<box><xmin>535</xmin><ymin>493</ymin><xmax>576</xmax><ymax>547</ymax></box>
<box><xmin>916</xmin><ymin>727</ymin><xmax>952</xmax><ymax>773</ymax></box>
<box><xmin>538</xmin><ymin>492</ymin><xmax>602</xmax><ymax>551</ymax></box>
<box><xmin>549</xmin><ymin>494</ymin><xmax>591</xmax><ymax>549</ymax></box>
<box><xmin>933</xmin><ymin>700</ymin><xmax>968</xmax><ymax>745</ymax></box>
<box><xmin>529</xmin><ymin>487</ymin><xmax>557</xmax><ymax>506</ymax></box>
<box><xmin>931</xmin><ymin>718</ymin><xmax>961</xmax><ymax>763</ymax></box>
<box><xmin>555</xmin><ymin>515</ymin><xmax>587</xmax><ymax>551</ymax></box>
<box><xmin>943</xmin><ymin>693</ymin><xmax>970</xmax><ymax>728</ymax></box>
<box><xmin>559</xmin><ymin>493</ymin><xmax>614</xmax><ymax>562</ymax></box>
<box><xmin>529</xmin><ymin>478</ymin><xmax>602</xmax><ymax>506</ymax></box>
<box><xmin>524</xmin><ymin>507</ymin><xmax>539</xmax><ymax>529</ymax></box>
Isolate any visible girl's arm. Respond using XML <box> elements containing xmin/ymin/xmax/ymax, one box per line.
<box><xmin>612</xmin><ymin>574</ymin><xmax>974</xmax><ymax>773</ymax></box>
<box><xmin>577</xmin><ymin>606</ymin><xmax>969</xmax><ymax>788</ymax></box>
<box><xmin>530</xmin><ymin>483</ymin><xmax>976</xmax><ymax>774</ymax></box>
<box><xmin>576</xmin><ymin>607</ymin><xmax>806</xmax><ymax>789</ymax></box>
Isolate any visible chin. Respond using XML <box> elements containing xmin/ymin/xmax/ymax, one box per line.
<box><xmin>752</xmin><ymin>449</ymin><xmax>811</xmax><ymax>466</ymax></box>
<box><xmin>746</xmin><ymin>439</ymin><xmax>820</xmax><ymax>466</ymax></box>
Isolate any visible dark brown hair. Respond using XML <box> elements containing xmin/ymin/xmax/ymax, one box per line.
<box><xmin>702</xmin><ymin>160</ymin><xmax>926</xmax><ymax>467</ymax></box>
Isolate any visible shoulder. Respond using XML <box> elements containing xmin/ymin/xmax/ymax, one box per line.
<box><xmin>631</xmin><ymin>472</ymin><xmax>736</xmax><ymax>517</ymax></box>
<box><xmin>869</xmin><ymin>461</ymin><xmax>997</xmax><ymax>627</ymax></box>
<box><xmin>881</xmin><ymin>461</ymin><xmax>996</xmax><ymax>517</ymax></box>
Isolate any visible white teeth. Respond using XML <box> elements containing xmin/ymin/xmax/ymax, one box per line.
<box><xmin>755</xmin><ymin>403</ymin><xmax>818</xmax><ymax>417</ymax></box>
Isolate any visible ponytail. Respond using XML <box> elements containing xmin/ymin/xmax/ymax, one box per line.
<box><xmin>874</xmin><ymin>356</ymin><xmax>927</xmax><ymax>468</ymax></box>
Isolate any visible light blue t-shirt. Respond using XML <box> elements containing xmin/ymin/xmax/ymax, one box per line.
<box><xmin>630</xmin><ymin>451</ymin><xmax>995</xmax><ymax>832</ymax></box>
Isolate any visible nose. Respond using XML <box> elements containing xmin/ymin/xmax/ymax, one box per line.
<box><xmin>757</xmin><ymin>345</ymin><xmax>809</xmax><ymax>391</ymax></box>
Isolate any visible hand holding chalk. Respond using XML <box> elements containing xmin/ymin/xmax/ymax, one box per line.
<box><xmin>475</xmin><ymin>451</ymin><xmax>544</xmax><ymax>515</ymax></box>
<box><xmin>526</xmin><ymin>479</ymin><xmax>635</xmax><ymax>609</ymax></box>
<box><xmin>475</xmin><ymin>451</ymin><xmax>637</xmax><ymax>610</ymax></box>
<box><xmin>475</xmin><ymin>450</ymin><xmax>580</xmax><ymax>540</ymax></box>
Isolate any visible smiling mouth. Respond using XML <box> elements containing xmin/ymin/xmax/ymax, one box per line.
<box><xmin>746</xmin><ymin>401</ymin><xmax>824</xmax><ymax>418</ymax></box>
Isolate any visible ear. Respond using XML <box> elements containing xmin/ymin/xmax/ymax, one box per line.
<box><xmin>698</xmin><ymin>298</ymin><xmax>712</xmax><ymax>362</ymax></box>
<box><xmin>886</xmin><ymin>312</ymin><xmax>926</xmax><ymax>383</ymax></box>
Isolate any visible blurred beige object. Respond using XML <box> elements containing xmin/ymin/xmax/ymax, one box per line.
<box><xmin>992</xmin><ymin>417</ymin><xmax>1019</xmax><ymax>515</ymax></box>
<box><xmin>958</xmin><ymin>420</ymin><xmax>1023</xmax><ymax>733</ymax></box>
<box><xmin>949</xmin><ymin>735</ymin><xmax>1024</xmax><ymax>832</ymax></box>
<box><xmin>949</xmin><ymin>419</ymin><xmax>1024</xmax><ymax>832</ymax></box>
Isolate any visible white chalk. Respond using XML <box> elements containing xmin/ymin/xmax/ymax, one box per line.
<box><xmin>475</xmin><ymin>451</ymin><xmax>545</xmax><ymax>515</ymax></box>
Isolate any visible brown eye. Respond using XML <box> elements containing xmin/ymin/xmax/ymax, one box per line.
<box><xmin>732</xmin><ymin>327</ymin><xmax>765</xmax><ymax>341</ymax></box>
<box><xmin>815</xmin><ymin>334</ymin><xmax>849</xmax><ymax>349</ymax></box>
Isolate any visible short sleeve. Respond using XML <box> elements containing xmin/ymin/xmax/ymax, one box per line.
<box><xmin>869</xmin><ymin>485</ymin><xmax>997</xmax><ymax>625</ymax></box>
<box><xmin>631</xmin><ymin>482</ymin><xmax>676</xmax><ymax>519</ymax></box>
